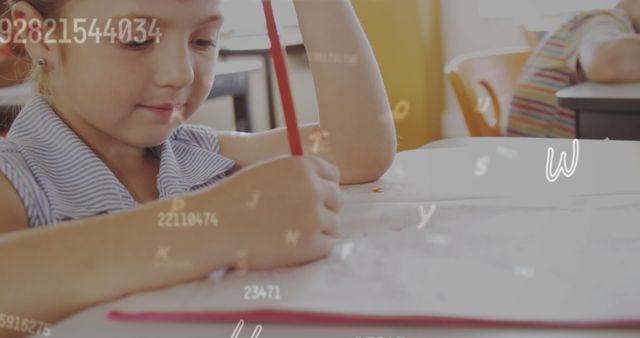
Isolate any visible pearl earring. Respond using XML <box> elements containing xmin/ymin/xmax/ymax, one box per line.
<box><xmin>37</xmin><ymin>58</ymin><xmax>47</xmax><ymax>66</ymax></box>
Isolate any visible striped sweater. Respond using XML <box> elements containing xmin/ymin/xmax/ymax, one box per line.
<box><xmin>508</xmin><ymin>8</ymin><xmax>635</xmax><ymax>138</ymax></box>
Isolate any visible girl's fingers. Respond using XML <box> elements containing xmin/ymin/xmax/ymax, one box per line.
<box><xmin>310</xmin><ymin>232</ymin><xmax>339</xmax><ymax>257</ymax></box>
<box><xmin>320</xmin><ymin>209</ymin><xmax>341</xmax><ymax>238</ymax></box>
<box><xmin>306</xmin><ymin>156</ymin><xmax>340</xmax><ymax>183</ymax></box>
<box><xmin>320</xmin><ymin>179</ymin><xmax>344</xmax><ymax>213</ymax></box>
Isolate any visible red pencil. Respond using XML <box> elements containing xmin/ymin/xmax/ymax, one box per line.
<box><xmin>261</xmin><ymin>0</ymin><xmax>304</xmax><ymax>156</ymax></box>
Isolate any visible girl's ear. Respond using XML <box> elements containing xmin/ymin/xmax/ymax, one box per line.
<box><xmin>10</xmin><ymin>2</ymin><xmax>60</xmax><ymax>69</ymax></box>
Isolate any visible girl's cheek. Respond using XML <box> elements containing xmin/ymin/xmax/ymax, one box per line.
<box><xmin>194</xmin><ymin>62</ymin><xmax>216</xmax><ymax>92</ymax></box>
<box><xmin>199</xmin><ymin>62</ymin><xmax>216</xmax><ymax>84</ymax></box>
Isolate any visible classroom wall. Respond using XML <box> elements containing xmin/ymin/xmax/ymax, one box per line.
<box><xmin>192</xmin><ymin>0</ymin><xmax>528</xmax><ymax>143</ymax></box>
<box><xmin>353</xmin><ymin>0</ymin><xmax>445</xmax><ymax>151</ymax></box>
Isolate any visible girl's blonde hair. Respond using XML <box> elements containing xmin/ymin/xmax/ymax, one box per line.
<box><xmin>2</xmin><ymin>0</ymin><xmax>68</xmax><ymax>96</ymax></box>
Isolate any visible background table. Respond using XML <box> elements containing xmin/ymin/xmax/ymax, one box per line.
<box><xmin>208</xmin><ymin>60</ymin><xmax>262</xmax><ymax>132</ymax></box>
<box><xmin>556</xmin><ymin>82</ymin><xmax>640</xmax><ymax>140</ymax></box>
<box><xmin>219</xmin><ymin>28</ymin><xmax>305</xmax><ymax>130</ymax></box>
<box><xmin>44</xmin><ymin>137</ymin><xmax>640</xmax><ymax>338</ymax></box>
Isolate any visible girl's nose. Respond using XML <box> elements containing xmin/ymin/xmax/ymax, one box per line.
<box><xmin>154</xmin><ymin>43</ymin><xmax>195</xmax><ymax>89</ymax></box>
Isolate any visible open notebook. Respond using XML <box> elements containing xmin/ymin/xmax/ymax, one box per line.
<box><xmin>109</xmin><ymin>140</ymin><xmax>640</xmax><ymax>328</ymax></box>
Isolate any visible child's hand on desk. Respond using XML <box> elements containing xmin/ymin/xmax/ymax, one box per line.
<box><xmin>205</xmin><ymin>155</ymin><xmax>343</xmax><ymax>271</ymax></box>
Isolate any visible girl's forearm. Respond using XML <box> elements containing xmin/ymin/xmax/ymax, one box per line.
<box><xmin>0</xmin><ymin>190</ymin><xmax>233</xmax><ymax>336</ymax></box>
<box><xmin>602</xmin><ymin>35</ymin><xmax>640</xmax><ymax>82</ymax></box>
<box><xmin>581</xmin><ymin>34</ymin><xmax>640</xmax><ymax>83</ymax></box>
<box><xmin>292</xmin><ymin>0</ymin><xmax>396</xmax><ymax>181</ymax></box>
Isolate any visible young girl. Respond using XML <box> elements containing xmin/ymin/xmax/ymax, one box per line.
<box><xmin>507</xmin><ymin>0</ymin><xmax>640</xmax><ymax>138</ymax></box>
<box><xmin>0</xmin><ymin>0</ymin><xmax>396</xmax><ymax>335</ymax></box>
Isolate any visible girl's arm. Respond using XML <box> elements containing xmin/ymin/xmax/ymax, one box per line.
<box><xmin>0</xmin><ymin>173</ymin><xmax>235</xmax><ymax>338</ymax></box>
<box><xmin>0</xmin><ymin>154</ymin><xmax>340</xmax><ymax>338</ymax></box>
<box><xmin>579</xmin><ymin>32</ymin><xmax>640</xmax><ymax>83</ymax></box>
<box><xmin>218</xmin><ymin>0</ymin><xmax>397</xmax><ymax>185</ymax></box>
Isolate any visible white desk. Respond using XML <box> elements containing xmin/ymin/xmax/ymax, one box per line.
<box><xmin>46</xmin><ymin>302</ymin><xmax>640</xmax><ymax>338</ymax></box>
<box><xmin>45</xmin><ymin>137</ymin><xmax>640</xmax><ymax>338</ymax></box>
<box><xmin>556</xmin><ymin>82</ymin><xmax>640</xmax><ymax>140</ymax></box>
<box><xmin>208</xmin><ymin>60</ymin><xmax>262</xmax><ymax>132</ymax></box>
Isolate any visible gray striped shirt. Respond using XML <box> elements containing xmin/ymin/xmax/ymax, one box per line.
<box><xmin>0</xmin><ymin>95</ymin><xmax>235</xmax><ymax>227</ymax></box>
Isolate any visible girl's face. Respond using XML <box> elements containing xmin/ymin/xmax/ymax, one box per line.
<box><xmin>50</xmin><ymin>0</ymin><xmax>223</xmax><ymax>148</ymax></box>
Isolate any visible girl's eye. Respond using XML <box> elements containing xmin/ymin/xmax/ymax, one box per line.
<box><xmin>119</xmin><ymin>39</ymin><xmax>155</xmax><ymax>50</ymax></box>
<box><xmin>192</xmin><ymin>39</ymin><xmax>217</xmax><ymax>50</ymax></box>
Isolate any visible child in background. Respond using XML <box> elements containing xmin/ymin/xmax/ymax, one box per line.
<box><xmin>508</xmin><ymin>0</ymin><xmax>640</xmax><ymax>138</ymax></box>
<box><xmin>0</xmin><ymin>0</ymin><xmax>396</xmax><ymax>334</ymax></box>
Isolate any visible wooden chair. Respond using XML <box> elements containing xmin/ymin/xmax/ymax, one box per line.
<box><xmin>0</xmin><ymin>82</ymin><xmax>35</xmax><ymax>137</ymax></box>
<box><xmin>446</xmin><ymin>47</ymin><xmax>531</xmax><ymax>136</ymax></box>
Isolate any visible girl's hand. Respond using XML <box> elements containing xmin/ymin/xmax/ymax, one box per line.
<box><xmin>206</xmin><ymin>155</ymin><xmax>344</xmax><ymax>270</ymax></box>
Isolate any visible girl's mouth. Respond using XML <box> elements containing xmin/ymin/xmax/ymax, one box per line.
<box><xmin>139</xmin><ymin>104</ymin><xmax>185</xmax><ymax>120</ymax></box>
